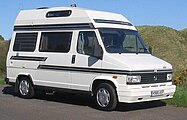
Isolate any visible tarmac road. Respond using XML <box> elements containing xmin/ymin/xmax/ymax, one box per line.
<box><xmin>0</xmin><ymin>85</ymin><xmax>187</xmax><ymax>120</ymax></box>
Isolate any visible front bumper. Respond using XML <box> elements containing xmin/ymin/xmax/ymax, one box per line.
<box><xmin>117</xmin><ymin>83</ymin><xmax>176</xmax><ymax>103</ymax></box>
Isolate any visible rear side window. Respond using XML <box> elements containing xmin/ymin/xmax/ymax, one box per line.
<box><xmin>39</xmin><ymin>32</ymin><xmax>72</xmax><ymax>53</ymax></box>
<box><xmin>13</xmin><ymin>33</ymin><xmax>38</xmax><ymax>52</ymax></box>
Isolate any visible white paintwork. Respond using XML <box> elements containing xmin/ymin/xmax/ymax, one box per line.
<box><xmin>102</xmin><ymin>54</ymin><xmax>172</xmax><ymax>71</ymax></box>
<box><xmin>117</xmin><ymin>82</ymin><xmax>176</xmax><ymax>103</ymax></box>
<box><xmin>7</xmin><ymin>7</ymin><xmax>176</xmax><ymax>103</ymax></box>
<box><xmin>15</xmin><ymin>7</ymin><xmax>136</xmax><ymax>31</ymax></box>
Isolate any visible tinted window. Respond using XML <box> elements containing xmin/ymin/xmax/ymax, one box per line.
<box><xmin>77</xmin><ymin>31</ymin><xmax>100</xmax><ymax>56</ymax></box>
<box><xmin>46</xmin><ymin>10</ymin><xmax>72</xmax><ymax>18</ymax></box>
<box><xmin>13</xmin><ymin>33</ymin><xmax>38</xmax><ymax>52</ymax></box>
<box><xmin>39</xmin><ymin>32</ymin><xmax>72</xmax><ymax>53</ymax></box>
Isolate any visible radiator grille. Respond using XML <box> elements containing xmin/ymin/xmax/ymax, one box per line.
<box><xmin>128</xmin><ymin>72</ymin><xmax>172</xmax><ymax>85</ymax></box>
<box><xmin>141</xmin><ymin>73</ymin><xmax>168</xmax><ymax>84</ymax></box>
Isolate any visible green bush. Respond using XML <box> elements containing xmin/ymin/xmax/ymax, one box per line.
<box><xmin>0</xmin><ymin>35</ymin><xmax>4</xmax><ymax>41</ymax></box>
<box><xmin>0</xmin><ymin>40</ymin><xmax>10</xmax><ymax>77</ymax></box>
<box><xmin>174</xmin><ymin>68</ymin><xmax>187</xmax><ymax>86</ymax></box>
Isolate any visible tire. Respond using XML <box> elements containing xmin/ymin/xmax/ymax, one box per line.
<box><xmin>18</xmin><ymin>77</ymin><xmax>35</xmax><ymax>99</ymax></box>
<box><xmin>94</xmin><ymin>83</ymin><xmax>117</xmax><ymax>111</ymax></box>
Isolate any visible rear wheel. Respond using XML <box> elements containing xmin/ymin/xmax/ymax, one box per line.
<box><xmin>94</xmin><ymin>83</ymin><xmax>117</xmax><ymax>111</ymax></box>
<box><xmin>18</xmin><ymin>77</ymin><xmax>35</xmax><ymax>99</ymax></box>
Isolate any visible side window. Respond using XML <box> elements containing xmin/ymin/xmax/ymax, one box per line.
<box><xmin>13</xmin><ymin>33</ymin><xmax>38</xmax><ymax>52</ymax></box>
<box><xmin>77</xmin><ymin>31</ymin><xmax>100</xmax><ymax>56</ymax></box>
<box><xmin>39</xmin><ymin>32</ymin><xmax>72</xmax><ymax>52</ymax></box>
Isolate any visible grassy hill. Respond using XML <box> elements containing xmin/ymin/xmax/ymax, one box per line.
<box><xmin>180</xmin><ymin>28</ymin><xmax>187</xmax><ymax>40</ymax></box>
<box><xmin>0</xmin><ymin>26</ymin><xmax>187</xmax><ymax>77</ymax></box>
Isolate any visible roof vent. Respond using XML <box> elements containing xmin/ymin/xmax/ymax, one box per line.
<box><xmin>70</xmin><ymin>4</ymin><xmax>77</xmax><ymax>7</ymax></box>
<box><xmin>46</xmin><ymin>10</ymin><xmax>72</xmax><ymax>18</ymax></box>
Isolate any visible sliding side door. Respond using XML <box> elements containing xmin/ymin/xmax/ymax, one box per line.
<box><xmin>35</xmin><ymin>31</ymin><xmax>73</xmax><ymax>89</ymax></box>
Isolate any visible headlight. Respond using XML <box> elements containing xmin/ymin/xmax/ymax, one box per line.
<box><xmin>127</xmin><ymin>75</ymin><xmax>141</xmax><ymax>83</ymax></box>
<box><xmin>167</xmin><ymin>74</ymin><xmax>172</xmax><ymax>80</ymax></box>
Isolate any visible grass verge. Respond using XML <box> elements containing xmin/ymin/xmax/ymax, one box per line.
<box><xmin>163</xmin><ymin>86</ymin><xmax>187</xmax><ymax>107</ymax></box>
<box><xmin>0</xmin><ymin>77</ymin><xmax>5</xmax><ymax>85</ymax></box>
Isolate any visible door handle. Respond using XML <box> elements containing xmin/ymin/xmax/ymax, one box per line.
<box><xmin>71</xmin><ymin>55</ymin><xmax>76</xmax><ymax>64</ymax></box>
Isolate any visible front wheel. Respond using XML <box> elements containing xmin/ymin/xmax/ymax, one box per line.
<box><xmin>94</xmin><ymin>83</ymin><xmax>117</xmax><ymax>111</ymax></box>
<box><xmin>18</xmin><ymin>77</ymin><xmax>35</xmax><ymax>99</ymax></box>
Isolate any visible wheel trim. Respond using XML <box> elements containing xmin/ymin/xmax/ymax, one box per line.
<box><xmin>96</xmin><ymin>88</ymin><xmax>110</xmax><ymax>107</ymax></box>
<box><xmin>19</xmin><ymin>80</ymin><xmax>30</xmax><ymax>96</ymax></box>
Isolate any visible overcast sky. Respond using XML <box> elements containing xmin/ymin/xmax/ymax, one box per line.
<box><xmin>0</xmin><ymin>0</ymin><xmax>187</xmax><ymax>40</ymax></box>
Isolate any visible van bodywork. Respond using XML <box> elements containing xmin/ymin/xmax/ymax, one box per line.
<box><xmin>6</xmin><ymin>7</ymin><xmax>176</xmax><ymax>110</ymax></box>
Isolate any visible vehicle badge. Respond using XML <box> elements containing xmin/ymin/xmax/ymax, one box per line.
<box><xmin>154</xmin><ymin>69</ymin><xmax>158</xmax><ymax>81</ymax></box>
<box><xmin>154</xmin><ymin>76</ymin><xmax>158</xmax><ymax>81</ymax></box>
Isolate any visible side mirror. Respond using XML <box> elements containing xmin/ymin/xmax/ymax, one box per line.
<box><xmin>94</xmin><ymin>45</ymin><xmax>103</xmax><ymax>60</ymax></box>
<box><xmin>148</xmin><ymin>46</ymin><xmax>153</xmax><ymax>54</ymax></box>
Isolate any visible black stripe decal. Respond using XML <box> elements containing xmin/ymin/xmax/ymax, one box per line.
<box><xmin>10</xmin><ymin>56</ymin><xmax>47</xmax><ymax>61</ymax></box>
<box><xmin>38</xmin><ymin>65</ymin><xmax>172</xmax><ymax>75</ymax></box>
<box><xmin>14</xmin><ymin>23</ymin><xmax>94</xmax><ymax>31</ymax></box>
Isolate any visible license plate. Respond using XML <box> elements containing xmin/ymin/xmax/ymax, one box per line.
<box><xmin>151</xmin><ymin>90</ymin><xmax>164</xmax><ymax>97</ymax></box>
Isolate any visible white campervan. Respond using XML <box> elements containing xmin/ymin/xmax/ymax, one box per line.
<box><xmin>6</xmin><ymin>6</ymin><xmax>176</xmax><ymax>110</ymax></box>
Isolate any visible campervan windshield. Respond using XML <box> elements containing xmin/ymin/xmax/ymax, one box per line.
<box><xmin>99</xmin><ymin>29</ymin><xmax>150</xmax><ymax>54</ymax></box>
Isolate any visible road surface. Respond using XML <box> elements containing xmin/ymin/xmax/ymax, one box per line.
<box><xmin>0</xmin><ymin>85</ymin><xmax>187</xmax><ymax>120</ymax></box>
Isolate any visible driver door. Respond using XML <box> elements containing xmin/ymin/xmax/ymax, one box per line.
<box><xmin>70</xmin><ymin>30</ymin><xmax>102</xmax><ymax>91</ymax></box>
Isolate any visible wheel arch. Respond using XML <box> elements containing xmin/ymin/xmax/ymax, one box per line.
<box><xmin>91</xmin><ymin>76</ymin><xmax>119</xmax><ymax>93</ymax></box>
<box><xmin>15</xmin><ymin>73</ymin><xmax>34</xmax><ymax>93</ymax></box>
